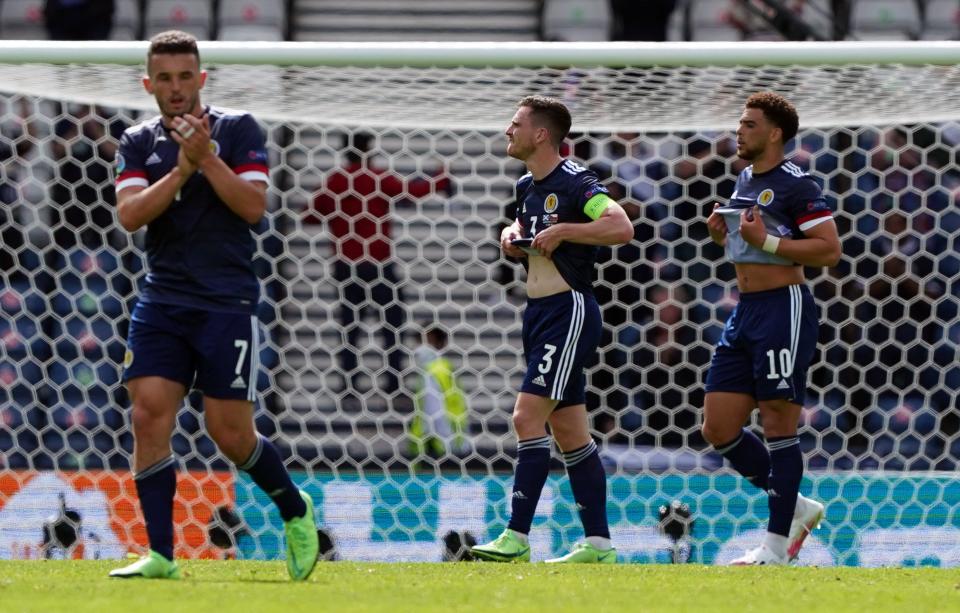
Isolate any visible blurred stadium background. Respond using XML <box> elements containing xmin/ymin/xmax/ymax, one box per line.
<box><xmin>1</xmin><ymin>0</ymin><xmax>960</xmax><ymax>566</ymax></box>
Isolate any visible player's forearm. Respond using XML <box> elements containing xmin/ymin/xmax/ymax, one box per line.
<box><xmin>557</xmin><ymin>210</ymin><xmax>634</xmax><ymax>246</ymax></box>
<box><xmin>198</xmin><ymin>155</ymin><xmax>267</xmax><ymax>224</ymax></box>
<box><xmin>116</xmin><ymin>168</ymin><xmax>188</xmax><ymax>232</ymax></box>
<box><xmin>765</xmin><ymin>236</ymin><xmax>841</xmax><ymax>267</ymax></box>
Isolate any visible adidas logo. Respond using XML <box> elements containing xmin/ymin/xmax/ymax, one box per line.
<box><xmin>777</xmin><ymin>379</ymin><xmax>790</xmax><ymax>390</ymax></box>
<box><xmin>146</xmin><ymin>152</ymin><xmax>162</xmax><ymax>165</ymax></box>
<box><xmin>767</xmin><ymin>488</ymin><xmax>780</xmax><ymax>498</ymax></box>
<box><xmin>230</xmin><ymin>375</ymin><xmax>246</xmax><ymax>388</ymax></box>
<box><xmin>576</xmin><ymin>502</ymin><xmax>586</xmax><ymax>511</ymax></box>
<box><xmin>532</xmin><ymin>375</ymin><xmax>546</xmax><ymax>386</ymax></box>
<box><xmin>512</xmin><ymin>491</ymin><xmax>528</xmax><ymax>500</ymax></box>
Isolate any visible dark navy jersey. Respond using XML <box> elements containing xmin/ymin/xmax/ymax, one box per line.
<box><xmin>716</xmin><ymin>159</ymin><xmax>833</xmax><ymax>265</ymax></box>
<box><xmin>515</xmin><ymin>159</ymin><xmax>611</xmax><ymax>295</ymax></box>
<box><xmin>115</xmin><ymin>106</ymin><xmax>269</xmax><ymax>314</ymax></box>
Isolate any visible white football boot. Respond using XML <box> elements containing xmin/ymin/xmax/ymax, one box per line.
<box><xmin>730</xmin><ymin>542</ymin><xmax>788</xmax><ymax>566</ymax></box>
<box><xmin>787</xmin><ymin>495</ymin><xmax>825</xmax><ymax>562</ymax></box>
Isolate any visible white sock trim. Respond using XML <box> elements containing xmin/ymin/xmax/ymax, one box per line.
<box><xmin>764</xmin><ymin>532</ymin><xmax>788</xmax><ymax>559</ymax></box>
<box><xmin>585</xmin><ymin>536</ymin><xmax>612</xmax><ymax>550</ymax></box>
<box><xmin>509</xmin><ymin>529</ymin><xmax>529</xmax><ymax>544</ymax></box>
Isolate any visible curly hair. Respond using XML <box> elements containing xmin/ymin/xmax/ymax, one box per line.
<box><xmin>745</xmin><ymin>92</ymin><xmax>799</xmax><ymax>144</ymax></box>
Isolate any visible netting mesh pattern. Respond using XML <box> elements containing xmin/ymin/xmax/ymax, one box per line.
<box><xmin>0</xmin><ymin>67</ymin><xmax>959</xmax><ymax>559</ymax></box>
<box><xmin>6</xmin><ymin>62</ymin><xmax>960</xmax><ymax>129</ymax></box>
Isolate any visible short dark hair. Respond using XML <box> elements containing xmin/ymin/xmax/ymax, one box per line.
<box><xmin>147</xmin><ymin>30</ymin><xmax>200</xmax><ymax>66</ymax></box>
<box><xmin>345</xmin><ymin>131</ymin><xmax>374</xmax><ymax>163</ymax></box>
<box><xmin>518</xmin><ymin>95</ymin><xmax>572</xmax><ymax>147</ymax></box>
<box><xmin>745</xmin><ymin>92</ymin><xmax>799</xmax><ymax>144</ymax></box>
<box><xmin>424</xmin><ymin>325</ymin><xmax>448</xmax><ymax>348</ymax></box>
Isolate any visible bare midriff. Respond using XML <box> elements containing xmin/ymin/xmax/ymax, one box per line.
<box><xmin>735</xmin><ymin>262</ymin><xmax>805</xmax><ymax>293</ymax></box>
<box><xmin>526</xmin><ymin>255</ymin><xmax>573</xmax><ymax>298</ymax></box>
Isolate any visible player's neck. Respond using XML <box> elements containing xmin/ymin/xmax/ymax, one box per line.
<box><xmin>750</xmin><ymin>149</ymin><xmax>784</xmax><ymax>175</ymax></box>
<box><xmin>525</xmin><ymin>150</ymin><xmax>564</xmax><ymax>181</ymax></box>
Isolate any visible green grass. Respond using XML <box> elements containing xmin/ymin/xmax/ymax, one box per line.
<box><xmin>0</xmin><ymin>560</ymin><xmax>957</xmax><ymax>613</ymax></box>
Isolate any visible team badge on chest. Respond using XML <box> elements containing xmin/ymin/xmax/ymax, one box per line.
<box><xmin>757</xmin><ymin>189</ymin><xmax>775</xmax><ymax>206</ymax></box>
<box><xmin>544</xmin><ymin>193</ymin><xmax>558</xmax><ymax>213</ymax></box>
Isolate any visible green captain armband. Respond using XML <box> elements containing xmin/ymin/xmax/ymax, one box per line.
<box><xmin>583</xmin><ymin>193</ymin><xmax>614</xmax><ymax>220</ymax></box>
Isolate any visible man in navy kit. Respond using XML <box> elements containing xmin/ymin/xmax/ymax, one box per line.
<box><xmin>702</xmin><ymin>92</ymin><xmax>841</xmax><ymax>565</ymax></box>
<box><xmin>109</xmin><ymin>31</ymin><xmax>319</xmax><ymax>580</ymax></box>
<box><xmin>471</xmin><ymin>96</ymin><xmax>634</xmax><ymax>564</ymax></box>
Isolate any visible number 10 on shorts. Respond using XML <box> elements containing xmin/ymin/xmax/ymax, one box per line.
<box><xmin>766</xmin><ymin>348</ymin><xmax>793</xmax><ymax>379</ymax></box>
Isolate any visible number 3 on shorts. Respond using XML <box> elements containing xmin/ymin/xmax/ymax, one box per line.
<box><xmin>538</xmin><ymin>343</ymin><xmax>557</xmax><ymax>374</ymax></box>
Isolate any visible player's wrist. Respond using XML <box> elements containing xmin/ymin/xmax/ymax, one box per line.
<box><xmin>173</xmin><ymin>163</ymin><xmax>194</xmax><ymax>181</ymax></box>
<box><xmin>761</xmin><ymin>234</ymin><xmax>781</xmax><ymax>254</ymax></box>
<box><xmin>194</xmin><ymin>151</ymin><xmax>218</xmax><ymax>171</ymax></box>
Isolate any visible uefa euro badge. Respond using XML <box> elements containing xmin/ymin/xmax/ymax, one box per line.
<box><xmin>757</xmin><ymin>189</ymin><xmax>775</xmax><ymax>207</ymax></box>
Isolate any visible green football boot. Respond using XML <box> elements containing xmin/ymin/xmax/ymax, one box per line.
<box><xmin>284</xmin><ymin>489</ymin><xmax>320</xmax><ymax>581</ymax></box>
<box><xmin>471</xmin><ymin>529</ymin><xmax>531</xmax><ymax>563</ymax></box>
<box><xmin>109</xmin><ymin>550</ymin><xmax>181</xmax><ymax>579</ymax></box>
<box><xmin>545</xmin><ymin>542</ymin><xmax>617</xmax><ymax>564</ymax></box>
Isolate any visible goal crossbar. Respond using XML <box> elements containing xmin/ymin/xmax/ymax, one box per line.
<box><xmin>1</xmin><ymin>40</ymin><xmax>960</xmax><ymax>68</ymax></box>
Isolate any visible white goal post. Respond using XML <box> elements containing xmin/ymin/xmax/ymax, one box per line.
<box><xmin>0</xmin><ymin>41</ymin><xmax>958</xmax><ymax>566</ymax></box>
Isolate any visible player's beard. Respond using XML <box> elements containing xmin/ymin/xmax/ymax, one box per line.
<box><xmin>737</xmin><ymin>142</ymin><xmax>763</xmax><ymax>162</ymax></box>
<box><xmin>159</xmin><ymin>92</ymin><xmax>199</xmax><ymax>119</ymax></box>
<box><xmin>507</xmin><ymin>138</ymin><xmax>532</xmax><ymax>161</ymax></box>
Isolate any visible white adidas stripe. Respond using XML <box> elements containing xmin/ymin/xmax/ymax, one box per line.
<box><xmin>248</xmin><ymin>316</ymin><xmax>260</xmax><ymax>402</ymax></box>
<box><xmin>554</xmin><ymin>292</ymin><xmax>585</xmax><ymax>398</ymax></box>
<box><xmin>782</xmin><ymin>161</ymin><xmax>806</xmax><ymax>178</ymax></box>
<box><xmin>788</xmin><ymin>285</ymin><xmax>801</xmax><ymax>378</ymax></box>
<box><xmin>551</xmin><ymin>292</ymin><xmax>584</xmax><ymax>399</ymax></box>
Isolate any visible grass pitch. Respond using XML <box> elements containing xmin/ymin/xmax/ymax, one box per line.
<box><xmin>0</xmin><ymin>560</ymin><xmax>956</xmax><ymax>613</ymax></box>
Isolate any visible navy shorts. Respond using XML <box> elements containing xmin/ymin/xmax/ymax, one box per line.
<box><xmin>705</xmin><ymin>284</ymin><xmax>818</xmax><ymax>403</ymax></box>
<box><xmin>123</xmin><ymin>301</ymin><xmax>260</xmax><ymax>401</ymax></box>
<box><xmin>521</xmin><ymin>290</ymin><xmax>601</xmax><ymax>408</ymax></box>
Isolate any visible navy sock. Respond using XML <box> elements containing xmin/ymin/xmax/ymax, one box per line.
<box><xmin>766</xmin><ymin>435</ymin><xmax>803</xmax><ymax>537</ymax></box>
<box><xmin>563</xmin><ymin>440</ymin><xmax>610</xmax><ymax>539</ymax></box>
<box><xmin>507</xmin><ymin>435</ymin><xmax>551</xmax><ymax>535</ymax></box>
<box><xmin>715</xmin><ymin>429</ymin><xmax>770</xmax><ymax>491</ymax></box>
<box><xmin>238</xmin><ymin>434</ymin><xmax>306</xmax><ymax>522</ymax></box>
<box><xmin>134</xmin><ymin>456</ymin><xmax>177</xmax><ymax>561</ymax></box>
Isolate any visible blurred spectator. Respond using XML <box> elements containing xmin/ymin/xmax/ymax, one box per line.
<box><xmin>0</xmin><ymin>135</ymin><xmax>21</xmax><ymax>276</ymax></box>
<box><xmin>610</xmin><ymin>0</ymin><xmax>677</xmax><ymax>41</ymax></box>
<box><xmin>44</xmin><ymin>0</ymin><xmax>115</xmax><ymax>40</ymax></box>
<box><xmin>542</xmin><ymin>0</ymin><xmax>611</xmax><ymax>41</ymax></box>
<box><xmin>409</xmin><ymin>324</ymin><xmax>469</xmax><ymax>458</ymax></box>
<box><xmin>493</xmin><ymin>187</ymin><xmax>522</xmax><ymax>300</ymax></box>
<box><xmin>0</xmin><ymin>96</ymin><xmax>54</xmax><ymax>282</ymax></box>
<box><xmin>304</xmin><ymin>132</ymin><xmax>449</xmax><ymax>397</ymax></box>
<box><xmin>49</xmin><ymin>104</ymin><xmax>126</xmax><ymax>251</ymax></box>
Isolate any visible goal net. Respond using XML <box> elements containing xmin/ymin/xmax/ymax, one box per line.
<box><xmin>1</xmin><ymin>41</ymin><xmax>959</xmax><ymax>566</ymax></box>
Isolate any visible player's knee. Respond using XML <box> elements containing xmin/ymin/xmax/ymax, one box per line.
<box><xmin>131</xmin><ymin>402</ymin><xmax>169</xmax><ymax>434</ymax></box>
<box><xmin>700</xmin><ymin>422</ymin><xmax>715</xmax><ymax>445</ymax></box>
<box><xmin>511</xmin><ymin>409</ymin><xmax>544</xmax><ymax>439</ymax></box>
<box><xmin>700</xmin><ymin>421</ymin><xmax>731</xmax><ymax>447</ymax></box>
<box><xmin>209</xmin><ymin>427</ymin><xmax>256</xmax><ymax>463</ymax></box>
<box><xmin>758</xmin><ymin>399</ymin><xmax>801</xmax><ymax>437</ymax></box>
